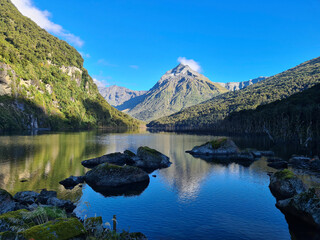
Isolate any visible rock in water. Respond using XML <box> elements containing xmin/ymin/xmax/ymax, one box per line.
<box><xmin>81</xmin><ymin>152</ymin><xmax>135</xmax><ymax>168</ymax></box>
<box><xmin>59</xmin><ymin>176</ymin><xmax>84</xmax><ymax>189</ymax></box>
<box><xmin>0</xmin><ymin>189</ymin><xmax>17</xmax><ymax>215</ymax></box>
<box><xmin>276</xmin><ymin>188</ymin><xmax>320</xmax><ymax>229</ymax></box>
<box><xmin>269</xmin><ymin>169</ymin><xmax>306</xmax><ymax>200</ymax></box>
<box><xmin>136</xmin><ymin>146</ymin><xmax>172</xmax><ymax>169</ymax></box>
<box><xmin>186</xmin><ymin>138</ymin><xmax>239</xmax><ymax>156</ymax></box>
<box><xmin>84</xmin><ymin>163</ymin><xmax>149</xmax><ymax>188</ymax></box>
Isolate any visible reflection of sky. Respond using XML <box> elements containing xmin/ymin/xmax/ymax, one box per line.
<box><xmin>0</xmin><ymin>131</ymin><xmax>301</xmax><ymax>239</ymax></box>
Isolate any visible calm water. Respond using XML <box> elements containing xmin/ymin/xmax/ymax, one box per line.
<box><xmin>0</xmin><ymin>131</ymin><xmax>319</xmax><ymax>239</ymax></box>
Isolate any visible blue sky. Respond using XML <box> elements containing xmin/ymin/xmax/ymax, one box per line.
<box><xmin>12</xmin><ymin>0</ymin><xmax>320</xmax><ymax>91</ymax></box>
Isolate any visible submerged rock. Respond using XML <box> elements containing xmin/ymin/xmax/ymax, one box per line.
<box><xmin>84</xmin><ymin>163</ymin><xmax>150</xmax><ymax>188</ymax></box>
<box><xmin>81</xmin><ymin>152</ymin><xmax>135</xmax><ymax>168</ymax></box>
<box><xmin>269</xmin><ymin>169</ymin><xmax>306</xmax><ymax>200</ymax></box>
<box><xmin>276</xmin><ymin>188</ymin><xmax>320</xmax><ymax>229</ymax></box>
<box><xmin>59</xmin><ymin>176</ymin><xmax>84</xmax><ymax>189</ymax></box>
<box><xmin>0</xmin><ymin>189</ymin><xmax>17</xmax><ymax>215</ymax></box>
<box><xmin>136</xmin><ymin>146</ymin><xmax>171</xmax><ymax>170</ymax></box>
<box><xmin>186</xmin><ymin>138</ymin><xmax>239</xmax><ymax>156</ymax></box>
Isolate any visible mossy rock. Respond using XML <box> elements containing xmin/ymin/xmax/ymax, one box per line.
<box><xmin>124</xmin><ymin>150</ymin><xmax>136</xmax><ymax>157</ymax></box>
<box><xmin>21</xmin><ymin>218</ymin><xmax>86</xmax><ymax>240</ymax></box>
<box><xmin>203</xmin><ymin>138</ymin><xmax>227</xmax><ymax>149</ymax></box>
<box><xmin>274</xmin><ymin>169</ymin><xmax>295</xmax><ymax>180</ymax></box>
<box><xmin>138</xmin><ymin>146</ymin><xmax>160</xmax><ymax>156</ymax></box>
<box><xmin>0</xmin><ymin>209</ymin><xmax>34</xmax><ymax>232</ymax></box>
<box><xmin>0</xmin><ymin>231</ymin><xmax>16</xmax><ymax>240</ymax></box>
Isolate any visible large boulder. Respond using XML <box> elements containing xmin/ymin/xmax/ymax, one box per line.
<box><xmin>20</xmin><ymin>218</ymin><xmax>86</xmax><ymax>240</ymax></box>
<box><xmin>59</xmin><ymin>176</ymin><xmax>84</xmax><ymax>189</ymax></box>
<box><xmin>84</xmin><ymin>163</ymin><xmax>150</xmax><ymax>188</ymax></box>
<box><xmin>81</xmin><ymin>152</ymin><xmax>135</xmax><ymax>168</ymax></box>
<box><xmin>269</xmin><ymin>169</ymin><xmax>306</xmax><ymax>200</ymax></box>
<box><xmin>186</xmin><ymin>138</ymin><xmax>239</xmax><ymax>156</ymax></box>
<box><xmin>13</xmin><ymin>191</ymin><xmax>39</xmax><ymax>205</ymax></box>
<box><xmin>0</xmin><ymin>209</ymin><xmax>32</xmax><ymax>232</ymax></box>
<box><xmin>136</xmin><ymin>147</ymin><xmax>171</xmax><ymax>170</ymax></box>
<box><xmin>276</xmin><ymin>188</ymin><xmax>320</xmax><ymax>229</ymax></box>
<box><xmin>0</xmin><ymin>189</ymin><xmax>17</xmax><ymax>215</ymax></box>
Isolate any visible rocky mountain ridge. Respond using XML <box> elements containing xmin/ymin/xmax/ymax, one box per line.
<box><xmin>107</xmin><ymin>64</ymin><xmax>228</xmax><ymax>122</ymax></box>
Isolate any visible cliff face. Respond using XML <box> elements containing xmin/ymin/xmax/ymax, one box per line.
<box><xmin>219</xmin><ymin>77</ymin><xmax>267</xmax><ymax>91</ymax></box>
<box><xmin>0</xmin><ymin>0</ymin><xmax>140</xmax><ymax>130</ymax></box>
<box><xmin>99</xmin><ymin>85</ymin><xmax>147</xmax><ymax>107</ymax></box>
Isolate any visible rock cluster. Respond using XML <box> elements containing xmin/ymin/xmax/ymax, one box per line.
<box><xmin>186</xmin><ymin>138</ymin><xmax>274</xmax><ymax>166</ymax></box>
<box><xmin>269</xmin><ymin>169</ymin><xmax>320</xmax><ymax>229</ymax></box>
<box><xmin>59</xmin><ymin>147</ymin><xmax>171</xmax><ymax>192</ymax></box>
<box><xmin>0</xmin><ymin>189</ymin><xmax>76</xmax><ymax>214</ymax></box>
<box><xmin>0</xmin><ymin>188</ymin><xmax>147</xmax><ymax>240</ymax></box>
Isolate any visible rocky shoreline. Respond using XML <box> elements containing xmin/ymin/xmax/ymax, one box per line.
<box><xmin>0</xmin><ymin>188</ymin><xmax>146</xmax><ymax>240</ymax></box>
<box><xmin>0</xmin><ymin>146</ymin><xmax>171</xmax><ymax>239</ymax></box>
<box><xmin>187</xmin><ymin>137</ymin><xmax>320</xmax><ymax>231</ymax></box>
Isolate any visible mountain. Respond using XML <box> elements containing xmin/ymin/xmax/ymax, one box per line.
<box><xmin>219</xmin><ymin>77</ymin><xmax>268</xmax><ymax>91</ymax></box>
<box><xmin>116</xmin><ymin>64</ymin><xmax>228</xmax><ymax>122</ymax></box>
<box><xmin>98</xmin><ymin>85</ymin><xmax>147</xmax><ymax>107</ymax></box>
<box><xmin>219</xmin><ymin>83</ymin><xmax>320</xmax><ymax>142</ymax></box>
<box><xmin>148</xmin><ymin>57</ymin><xmax>320</xmax><ymax>130</ymax></box>
<box><xmin>0</xmin><ymin>0</ymin><xmax>140</xmax><ymax>130</ymax></box>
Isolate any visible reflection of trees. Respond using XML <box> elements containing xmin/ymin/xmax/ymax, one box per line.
<box><xmin>0</xmin><ymin>131</ymin><xmax>108</xmax><ymax>201</ymax></box>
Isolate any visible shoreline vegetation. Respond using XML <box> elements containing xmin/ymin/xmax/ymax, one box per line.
<box><xmin>0</xmin><ymin>0</ymin><xmax>140</xmax><ymax>131</ymax></box>
<box><xmin>0</xmin><ymin>188</ymin><xmax>147</xmax><ymax>240</ymax></box>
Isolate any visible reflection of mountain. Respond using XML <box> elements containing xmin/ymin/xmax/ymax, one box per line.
<box><xmin>0</xmin><ymin>131</ymin><xmax>108</xmax><ymax>201</ymax></box>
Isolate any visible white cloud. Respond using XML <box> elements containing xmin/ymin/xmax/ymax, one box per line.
<box><xmin>79</xmin><ymin>52</ymin><xmax>91</xmax><ymax>58</ymax></box>
<box><xmin>177</xmin><ymin>57</ymin><xmax>202</xmax><ymax>72</ymax></box>
<box><xmin>11</xmin><ymin>0</ymin><xmax>84</xmax><ymax>47</ymax></box>
<box><xmin>129</xmin><ymin>65</ymin><xmax>139</xmax><ymax>69</ymax></box>
<box><xmin>93</xmin><ymin>78</ymin><xmax>112</xmax><ymax>89</ymax></box>
<box><xmin>97</xmin><ymin>59</ymin><xmax>117</xmax><ymax>67</ymax></box>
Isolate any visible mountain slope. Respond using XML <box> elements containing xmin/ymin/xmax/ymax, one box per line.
<box><xmin>219</xmin><ymin>77</ymin><xmax>267</xmax><ymax>91</ymax></box>
<box><xmin>0</xmin><ymin>0</ymin><xmax>140</xmax><ymax>130</ymax></box>
<box><xmin>219</xmin><ymin>83</ymin><xmax>320</xmax><ymax>142</ymax></box>
<box><xmin>99</xmin><ymin>85</ymin><xmax>147</xmax><ymax>107</ymax></box>
<box><xmin>121</xmin><ymin>64</ymin><xmax>228</xmax><ymax>122</ymax></box>
<box><xmin>148</xmin><ymin>57</ymin><xmax>320</xmax><ymax>129</ymax></box>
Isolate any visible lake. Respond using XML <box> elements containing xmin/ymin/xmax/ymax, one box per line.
<box><xmin>0</xmin><ymin>130</ymin><xmax>319</xmax><ymax>239</ymax></box>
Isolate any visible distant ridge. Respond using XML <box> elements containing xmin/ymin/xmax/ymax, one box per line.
<box><xmin>148</xmin><ymin>57</ymin><xmax>320</xmax><ymax>130</ymax></box>
<box><xmin>219</xmin><ymin>77</ymin><xmax>268</xmax><ymax>91</ymax></box>
<box><xmin>98</xmin><ymin>85</ymin><xmax>147</xmax><ymax>107</ymax></box>
<box><xmin>103</xmin><ymin>64</ymin><xmax>228</xmax><ymax>122</ymax></box>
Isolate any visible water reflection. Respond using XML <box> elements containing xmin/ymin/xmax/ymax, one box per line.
<box><xmin>1</xmin><ymin>131</ymin><xmax>319</xmax><ymax>239</ymax></box>
<box><xmin>0</xmin><ymin>131</ymin><xmax>108</xmax><ymax>200</ymax></box>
